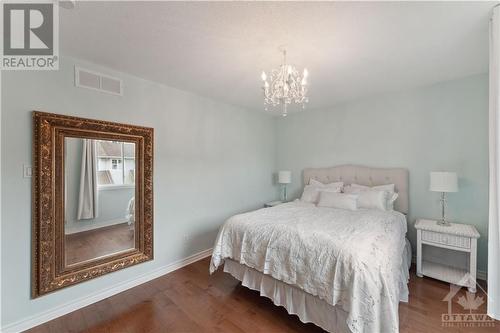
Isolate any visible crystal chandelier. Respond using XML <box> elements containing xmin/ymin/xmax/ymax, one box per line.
<box><xmin>261</xmin><ymin>49</ymin><xmax>309</xmax><ymax>117</ymax></box>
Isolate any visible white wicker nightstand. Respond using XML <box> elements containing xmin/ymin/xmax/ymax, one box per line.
<box><xmin>415</xmin><ymin>219</ymin><xmax>480</xmax><ymax>293</ymax></box>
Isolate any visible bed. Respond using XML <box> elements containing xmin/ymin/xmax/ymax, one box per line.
<box><xmin>210</xmin><ymin>165</ymin><xmax>411</xmax><ymax>333</ymax></box>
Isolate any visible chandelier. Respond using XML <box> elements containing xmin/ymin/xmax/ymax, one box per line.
<box><xmin>261</xmin><ymin>49</ymin><xmax>309</xmax><ymax>117</ymax></box>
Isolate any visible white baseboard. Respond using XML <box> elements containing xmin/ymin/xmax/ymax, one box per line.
<box><xmin>1</xmin><ymin>248</ymin><xmax>213</xmax><ymax>333</ymax></box>
<box><xmin>65</xmin><ymin>218</ymin><xmax>129</xmax><ymax>235</ymax></box>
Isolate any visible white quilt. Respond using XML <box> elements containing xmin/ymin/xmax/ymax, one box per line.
<box><xmin>210</xmin><ymin>201</ymin><xmax>409</xmax><ymax>333</ymax></box>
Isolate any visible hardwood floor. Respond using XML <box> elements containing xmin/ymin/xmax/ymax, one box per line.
<box><xmin>65</xmin><ymin>223</ymin><xmax>134</xmax><ymax>265</ymax></box>
<box><xmin>26</xmin><ymin>257</ymin><xmax>499</xmax><ymax>333</ymax></box>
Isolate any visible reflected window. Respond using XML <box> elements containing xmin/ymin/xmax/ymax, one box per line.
<box><xmin>96</xmin><ymin>140</ymin><xmax>135</xmax><ymax>187</ymax></box>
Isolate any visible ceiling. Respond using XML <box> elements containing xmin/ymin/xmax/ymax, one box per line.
<box><xmin>60</xmin><ymin>1</ymin><xmax>494</xmax><ymax>112</ymax></box>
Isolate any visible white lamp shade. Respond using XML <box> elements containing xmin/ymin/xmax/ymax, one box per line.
<box><xmin>278</xmin><ymin>171</ymin><xmax>292</xmax><ymax>184</ymax></box>
<box><xmin>430</xmin><ymin>172</ymin><xmax>458</xmax><ymax>192</ymax></box>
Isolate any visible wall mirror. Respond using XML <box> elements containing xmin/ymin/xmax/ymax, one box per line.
<box><xmin>32</xmin><ymin>112</ymin><xmax>154</xmax><ymax>297</ymax></box>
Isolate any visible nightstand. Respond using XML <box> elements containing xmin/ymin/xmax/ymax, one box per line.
<box><xmin>415</xmin><ymin>219</ymin><xmax>480</xmax><ymax>292</ymax></box>
<box><xmin>264</xmin><ymin>200</ymin><xmax>283</xmax><ymax>208</ymax></box>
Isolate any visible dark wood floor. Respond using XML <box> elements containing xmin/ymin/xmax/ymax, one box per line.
<box><xmin>26</xmin><ymin>257</ymin><xmax>499</xmax><ymax>333</ymax></box>
<box><xmin>65</xmin><ymin>223</ymin><xmax>134</xmax><ymax>265</ymax></box>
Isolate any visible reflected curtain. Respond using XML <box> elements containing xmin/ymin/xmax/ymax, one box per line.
<box><xmin>489</xmin><ymin>5</ymin><xmax>500</xmax><ymax>320</ymax></box>
<box><xmin>77</xmin><ymin>139</ymin><xmax>98</xmax><ymax>220</ymax></box>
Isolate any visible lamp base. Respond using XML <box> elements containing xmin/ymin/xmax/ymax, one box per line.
<box><xmin>436</xmin><ymin>192</ymin><xmax>452</xmax><ymax>227</ymax></box>
<box><xmin>281</xmin><ymin>185</ymin><xmax>288</xmax><ymax>202</ymax></box>
<box><xmin>436</xmin><ymin>219</ymin><xmax>452</xmax><ymax>227</ymax></box>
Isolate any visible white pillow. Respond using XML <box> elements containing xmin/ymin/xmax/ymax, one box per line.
<box><xmin>356</xmin><ymin>191</ymin><xmax>388</xmax><ymax>211</ymax></box>
<box><xmin>386</xmin><ymin>192</ymin><xmax>399</xmax><ymax>211</ymax></box>
<box><xmin>317</xmin><ymin>192</ymin><xmax>358</xmax><ymax>210</ymax></box>
<box><xmin>309</xmin><ymin>179</ymin><xmax>344</xmax><ymax>191</ymax></box>
<box><xmin>301</xmin><ymin>181</ymin><xmax>343</xmax><ymax>204</ymax></box>
<box><xmin>344</xmin><ymin>183</ymin><xmax>398</xmax><ymax>211</ymax></box>
<box><xmin>300</xmin><ymin>185</ymin><xmax>321</xmax><ymax>203</ymax></box>
<box><xmin>348</xmin><ymin>183</ymin><xmax>395</xmax><ymax>193</ymax></box>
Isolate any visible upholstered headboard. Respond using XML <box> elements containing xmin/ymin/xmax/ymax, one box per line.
<box><xmin>303</xmin><ymin>165</ymin><xmax>409</xmax><ymax>214</ymax></box>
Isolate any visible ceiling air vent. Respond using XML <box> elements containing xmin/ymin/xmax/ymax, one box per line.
<box><xmin>75</xmin><ymin>66</ymin><xmax>123</xmax><ymax>96</ymax></box>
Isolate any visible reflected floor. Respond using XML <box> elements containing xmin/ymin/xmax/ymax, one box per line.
<box><xmin>65</xmin><ymin>223</ymin><xmax>134</xmax><ymax>266</ymax></box>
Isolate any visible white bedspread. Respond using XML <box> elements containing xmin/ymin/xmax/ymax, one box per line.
<box><xmin>210</xmin><ymin>201</ymin><xmax>409</xmax><ymax>333</ymax></box>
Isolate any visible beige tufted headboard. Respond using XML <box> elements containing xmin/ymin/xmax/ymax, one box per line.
<box><xmin>303</xmin><ymin>165</ymin><xmax>409</xmax><ymax>214</ymax></box>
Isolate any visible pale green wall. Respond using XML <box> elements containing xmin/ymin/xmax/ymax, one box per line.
<box><xmin>275</xmin><ymin>74</ymin><xmax>489</xmax><ymax>273</ymax></box>
<box><xmin>1</xmin><ymin>56</ymin><xmax>277</xmax><ymax>328</ymax></box>
<box><xmin>0</xmin><ymin>57</ymin><xmax>489</xmax><ymax>329</ymax></box>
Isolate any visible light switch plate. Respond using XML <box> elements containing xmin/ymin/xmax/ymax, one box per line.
<box><xmin>23</xmin><ymin>164</ymin><xmax>32</xmax><ymax>178</ymax></box>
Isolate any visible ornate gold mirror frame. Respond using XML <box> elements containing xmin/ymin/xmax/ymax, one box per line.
<box><xmin>32</xmin><ymin>111</ymin><xmax>154</xmax><ymax>297</ymax></box>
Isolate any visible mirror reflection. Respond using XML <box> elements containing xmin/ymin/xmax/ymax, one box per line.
<box><xmin>64</xmin><ymin>138</ymin><xmax>136</xmax><ymax>266</ymax></box>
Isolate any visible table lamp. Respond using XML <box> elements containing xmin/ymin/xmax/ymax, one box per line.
<box><xmin>278</xmin><ymin>171</ymin><xmax>291</xmax><ymax>201</ymax></box>
<box><xmin>430</xmin><ymin>171</ymin><xmax>458</xmax><ymax>226</ymax></box>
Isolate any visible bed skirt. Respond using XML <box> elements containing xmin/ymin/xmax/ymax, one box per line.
<box><xmin>223</xmin><ymin>238</ymin><xmax>412</xmax><ymax>333</ymax></box>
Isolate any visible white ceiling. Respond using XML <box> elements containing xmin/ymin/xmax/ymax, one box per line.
<box><xmin>60</xmin><ymin>1</ymin><xmax>494</xmax><ymax>112</ymax></box>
